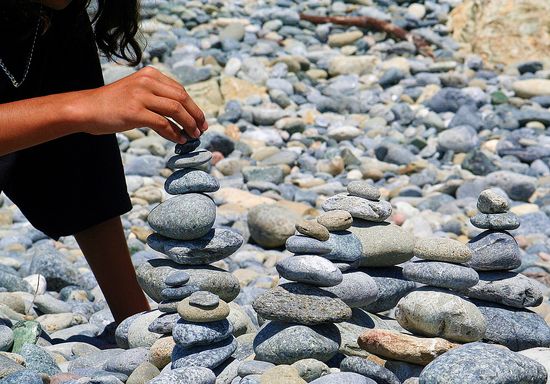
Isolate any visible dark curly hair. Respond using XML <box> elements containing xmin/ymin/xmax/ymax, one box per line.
<box><xmin>0</xmin><ymin>0</ymin><xmax>142</xmax><ymax>66</ymax></box>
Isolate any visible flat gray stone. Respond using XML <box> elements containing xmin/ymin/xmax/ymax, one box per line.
<box><xmin>147</xmin><ymin>194</ymin><xmax>216</xmax><ymax>241</ymax></box>
<box><xmin>323</xmin><ymin>193</ymin><xmax>391</xmax><ymax>222</ymax></box>
<box><xmin>172</xmin><ymin>319</ymin><xmax>233</xmax><ymax>348</ymax></box>
<box><xmin>149</xmin><ymin>366</ymin><xmax>216</xmax><ymax>384</ymax></box>
<box><xmin>291</xmin><ymin>359</ymin><xmax>330</xmax><ymax>382</ymax></box>
<box><xmin>164</xmin><ymin>271</ymin><xmax>190</xmax><ymax>287</ymax></box>
<box><xmin>466</xmin><ymin>231</ymin><xmax>521</xmax><ymax>271</ymax></box>
<box><xmin>238</xmin><ymin>361</ymin><xmax>275</xmax><ymax>376</ymax></box>
<box><xmin>0</xmin><ymin>355</ymin><xmax>24</xmax><ymax>379</ymax></box>
<box><xmin>362</xmin><ymin>267</ymin><xmax>417</xmax><ymax>313</ymax></box>
<box><xmin>253</xmin><ymin>322</ymin><xmax>341</xmax><ymax>365</ymax></box>
<box><xmin>165</xmin><ymin>169</ymin><xmax>220</xmax><ymax>194</ymax></box>
<box><xmin>286</xmin><ymin>235</ymin><xmax>332</xmax><ymax>255</ymax></box>
<box><xmin>460</xmin><ymin>272</ymin><xmax>543</xmax><ymax>308</ymax></box>
<box><xmin>276</xmin><ymin>255</ymin><xmax>343</xmax><ymax>287</ymax></box>
<box><xmin>161</xmin><ymin>285</ymin><xmax>199</xmax><ymax>301</ymax></box>
<box><xmin>323</xmin><ymin>231</ymin><xmax>364</xmax><ymax>263</ymax></box>
<box><xmin>317</xmin><ymin>210</ymin><xmax>353</xmax><ymax>231</ymax></box>
<box><xmin>0</xmin><ymin>371</ymin><xmax>43</xmax><ymax>384</ymax></box>
<box><xmin>189</xmin><ymin>291</ymin><xmax>220</xmax><ymax>308</ymax></box>
<box><xmin>470</xmin><ymin>212</ymin><xmax>520</xmax><ymax>230</ymax></box>
<box><xmin>477</xmin><ymin>189</ymin><xmax>510</xmax><ymax>214</ymax></box>
<box><xmin>167</xmin><ymin>149</ymin><xmax>212</xmax><ymax>169</ymax></box>
<box><xmin>103</xmin><ymin>347</ymin><xmax>149</xmax><ymax>376</ymax></box>
<box><xmin>341</xmin><ymin>356</ymin><xmax>400</xmax><ymax>384</ymax></box>
<box><xmin>347</xmin><ymin>181</ymin><xmax>381</xmax><ymax>201</ymax></box>
<box><xmin>475</xmin><ymin>300</ymin><xmax>550</xmax><ymax>351</ymax></box>
<box><xmin>148</xmin><ymin>229</ymin><xmax>243</xmax><ymax>265</ymax></box>
<box><xmin>396</xmin><ymin>288</ymin><xmax>486</xmax><ymax>343</ymax></box>
<box><xmin>171</xmin><ymin>337</ymin><xmax>237</xmax><ymax>370</ymax></box>
<box><xmin>252</xmin><ymin>283</ymin><xmax>352</xmax><ymax>325</ymax></box>
<box><xmin>0</xmin><ymin>325</ymin><xmax>13</xmax><ymax>352</ymax></box>
<box><xmin>310</xmin><ymin>372</ymin><xmax>376</xmax><ymax>383</ymax></box>
<box><xmin>322</xmin><ymin>271</ymin><xmax>378</xmax><ymax>308</ymax></box>
<box><xmin>402</xmin><ymin>261</ymin><xmax>479</xmax><ymax>290</ymax></box>
<box><xmin>413</xmin><ymin>237</ymin><xmax>472</xmax><ymax>263</ymax></box>
<box><xmin>136</xmin><ymin>260</ymin><xmax>240</xmax><ymax>303</ymax></box>
<box><xmin>20</xmin><ymin>344</ymin><xmax>61</xmax><ymax>376</ymax></box>
<box><xmin>175</xmin><ymin>140</ymin><xmax>201</xmax><ymax>155</ymax></box>
<box><xmin>419</xmin><ymin>342</ymin><xmax>547</xmax><ymax>384</ymax></box>
<box><xmin>148</xmin><ymin>313</ymin><xmax>180</xmax><ymax>335</ymax></box>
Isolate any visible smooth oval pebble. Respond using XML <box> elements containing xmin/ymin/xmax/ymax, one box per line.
<box><xmin>402</xmin><ymin>261</ymin><xmax>479</xmax><ymax>290</ymax></box>
<box><xmin>413</xmin><ymin>237</ymin><xmax>472</xmax><ymax>263</ymax></box>
<box><xmin>188</xmin><ymin>291</ymin><xmax>220</xmax><ymax>308</ymax></box>
<box><xmin>322</xmin><ymin>193</ymin><xmax>392</xmax><ymax>222</ymax></box>
<box><xmin>171</xmin><ymin>337</ymin><xmax>237</xmax><ymax>370</ymax></box>
<box><xmin>177</xmin><ymin>297</ymin><xmax>229</xmax><ymax>323</ymax></box>
<box><xmin>466</xmin><ymin>231</ymin><xmax>521</xmax><ymax>271</ymax></box>
<box><xmin>286</xmin><ymin>235</ymin><xmax>332</xmax><ymax>255</ymax></box>
<box><xmin>164</xmin><ymin>271</ymin><xmax>191</xmax><ymax>287</ymax></box>
<box><xmin>175</xmin><ymin>139</ymin><xmax>201</xmax><ymax>155</ymax></box>
<box><xmin>346</xmin><ymin>181</ymin><xmax>381</xmax><ymax>201</ymax></box>
<box><xmin>276</xmin><ymin>255</ymin><xmax>343</xmax><ymax>287</ymax></box>
<box><xmin>172</xmin><ymin>318</ymin><xmax>233</xmax><ymax>348</ymax></box>
<box><xmin>470</xmin><ymin>212</ymin><xmax>520</xmax><ymax>230</ymax></box>
<box><xmin>167</xmin><ymin>149</ymin><xmax>213</xmax><ymax>169</ymax></box>
<box><xmin>161</xmin><ymin>285</ymin><xmax>199</xmax><ymax>301</ymax></box>
<box><xmin>147</xmin><ymin>194</ymin><xmax>216</xmax><ymax>241</ymax></box>
<box><xmin>295</xmin><ymin>220</ymin><xmax>330</xmax><ymax>241</ymax></box>
<box><xmin>317</xmin><ymin>210</ymin><xmax>353</xmax><ymax>231</ymax></box>
<box><xmin>477</xmin><ymin>189</ymin><xmax>510</xmax><ymax>214</ymax></box>
<box><xmin>309</xmin><ymin>372</ymin><xmax>376</xmax><ymax>384</ymax></box>
<box><xmin>164</xmin><ymin>169</ymin><xmax>220</xmax><ymax>195</ymax></box>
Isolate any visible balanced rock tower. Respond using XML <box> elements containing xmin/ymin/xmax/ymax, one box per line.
<box><xmin>136</xmin><ymin>139</ymin><xmax>245</xmax><ymax>370</ymax></box>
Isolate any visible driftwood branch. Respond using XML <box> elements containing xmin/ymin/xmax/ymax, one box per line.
<box><xmin>300</xmin><ymin>14</ymin><xmax>433</xmax><ymax>58</ymax></box>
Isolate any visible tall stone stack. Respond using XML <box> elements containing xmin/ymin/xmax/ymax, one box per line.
<box><xmin>252</xmin><ymin>182</ymin><xmax>404</xmax><ymax>365</ymax></box>
<box><xmin>459</xmin><ymin>189</ymin><xmax>550</xmax><ymax>350</ymax></box>
<box><xmin>135</xmin><ymin>139</ymin><xmax>245</xmax><ymax>370</ymax></box>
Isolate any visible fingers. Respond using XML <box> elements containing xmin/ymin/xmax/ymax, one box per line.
<box><xmin>137</xmin><ymin>67</ymin><xmax>208</xmax><ymax>133</ymax></box>
<box><xmin>142</xmin><ymin>110</ymin><xmax>187</xmax><ymax>144</ymax></box>
<box><xmin>141</xmin><ymin>95</ymin><xmax>202</xmax><ymax>139</ymax></box>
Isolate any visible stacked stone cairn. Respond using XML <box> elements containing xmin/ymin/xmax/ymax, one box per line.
<box><xmin>250</xmin><ymin>181</ymin><xmax>414</xmax><ymax>375</ymax></box>
<box><xmin>135</xmin><ymin>139</ymin><xmax>245</xmax><ymax>373</ymax></box>
<box><xmin>459</xmin><ymin>189</ymin><xmax>550</xmax><ymax>351</ymax></box>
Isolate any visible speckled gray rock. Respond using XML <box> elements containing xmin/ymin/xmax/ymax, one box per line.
<box><xmin>253</xmin><ymin>322</ymin><xmax>341</xmax><ymax>364</ymax></box>
<box><xmin>148</xmin><ymin>366</ymin><xmax>216</xmax><ymax>384</ymax></box>
<box><xmin>460</xmin><ymin>272</ymin><xmax>543</xmax><ymax>308</ymax></box>
<box><xmin>127</xmin><ymin>311</ymin><xmax>163</xmax><ymax>349</ymax></box>
<box><xmin>238</xmin><ymin>361</ymin><xmax>275</xmax><ymax>376</ymax></box>
<box><xmin>419</xmin><ymin>342</ymin><xmax>547</xmax><ymax>384</ymax></box>
<box><xmin>165</xmin><ymin>271</ymin><xmax>191</xmax><ymax>287</ymax></box>
<box><xmin>466</xmin><ymin>231</ymin><xmax>521</xmax><ymax>271</ymax></box>
<box><xmin>295</xmin><ymin>220</ymin><xmax>330</xmax><ymax>241</ymax></box>
<box><xmin>347</xmin><ymin>181</ymin><xmax>381</xmax><ymax>201</ymax></box>
<box><xmin>402</xmin><ymin>261</ymin><xmax>479</xmax><ymax>290</ymax></box>
<box><xmin>148</xmin><ymin>229</ymin><xmax>243</xmax><ymax>265</ymax></box>
<box><xmin>147</xmin><ymin>194</ymin><xmax>216</xmax><ymax>241</ymax></box>
<box><xmin>362</xmin><ymin>267</ymin><xmax>417</xmax><ymax>313</ymax></box>
<box><xmin>349</xmin><ymin>221</ymin><xmax>414</xmax><ymax>267</ymax></box>
<box><xmin>126</xmin><ymin>362</ymin><xmax>160</xmax><ymax>384</ymax></box>
<box><xmin>286</xmin><ymin>235</ymin><xmax>332</xmax><ymax>255</ymax></box>
<box><xmin>470</xmin><ymin>212</ymin><xmax>520</xmax><ymax>230</ymax></box>
<box><xmin>323</xmin><ymin>194</ymin><xmax>391</xmax><ymax>222</ymax></box>
<box><xmin>103</xmin><ymin>347</ymin><xmax>150</xmax><ymax>376</ymax></box>
<box><xmin>189</xmin><ymin>291</ymin><xmax>220</xmax><ymax>308</ymax></box>
<box><xmin>67</xmin><ymin>349</ymin><xmax>125</xmax><ymax>372</ymax></box>
<box><xmin>165</xmin><ymin>169</ymin><xmax>220</xmax><ymax>195</ymax></box>
<box><xmin>0</xmin><ymin>371</ymin><xmax>43</xmax><ymax>384</ymax></box>
<box><xmin>172</xmin><ymin>319</ymin><xmax>233</xmax><ymax>347</ymax></box>
<box><xmin>171</xmin><ymin>337</ymin><xmax>237</xmax><ymax>370</ymax></box>
<box><xmin>252</xmin><ymin>283</ymin><xmax>352</xmax><ymax>325</ymax></box>
<box><xmin>161</xmin><ymin>285</ymin><xmax>199</xmax><ymax>301</ymax></box>
<box><xmin>413</xmin><ymin>237</ymin><xmax>472</xmax><ymax>263</ymax></box>
<box><xmin>322</xmin><ymin>271</ymin><xmax>378</xmax><ymax>308</ymax></box>
<box><xmin>340</xmin><ymin>356</ymin><xmax>400</xmax><ymax>384</ymax></box>
<box><xmin>309</xmin><ymin>372</ymin><xmax>377</xmax><ymax>384</ymax></box>
<box><xmin>485</xmin><ymin>171</ymin><xmax>536</xmax><ymax>202</ymax></box>
<box><xmin>291</xmin><ymin>359</ymin><xmax>330</xmax><ymax>382</ymax></box>
<box><xmin>323</xmin><ymin>231</ymin><xmax>363</xmax><ymax>263</ymax></box>
<box><xmin>167</xmin><ymin>149</ymin><xmax>213</xmax><ymax>169</ymax></box>
<box><xmin>396</xmin><ymin>289</ymin><xmax>486</xmax><ymax>343</ymax></box>
<box><xmin>0</xmin><ymin>355</ymin><xmax>24</xmax><ymax>379</ymax></box>
<box><xmin>0</xmin><ymin>325</ymin><xmax>13</xmax><ymax>352</ymax></box>
<box><xmin>27</xmin><ymin>244</ymin><xmax>80</xmax><ymax>290</ymax></box>
<box><xmin>276</xmin><ymin>255</ymin><xmax>343</xmax><ymax>287</ymax></box>
<box><xmin>317</xmin><ymin>210</ymin><xmax>353</xmax><ymax>231</ymax></box>
<box><xmin>477</xmin><ymin>189</ymin><xmax>510</xmax><ymax>214</ymax></box>
<box><xmin>20</xmin><ymin>344</ymin><xmax>61</xmax><ymax>376</ymax></box>
<box><xmin>247</xmin><ymin>204</ymin><xmax>300</xmax><ymax>248</ymax></box>
<box><xmin>475</xmin><ymin>300</ymin><xmax>550</xmax><ymax>351</ymax></box>
<box><xmin>148</xmin><ymin>313</ymin><xmax>180</xmax><ymax>335</ymax></box>
<box><xmin>136</xmin><ymin>260</ymin><xmax>240</xmax><ymax>303</ymax></box>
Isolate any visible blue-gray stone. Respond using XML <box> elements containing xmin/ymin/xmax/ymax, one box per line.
<box><xmin>424</xmin><ymin>88</ymin><xmax>476</xmax><ymax>113</ymax></box>
<box><xmin>175</xmin><ymin>140</ymin><xmax>201</xmax><ymax>155</ymax></box>
<box><xmin>402</xmin><ymin>261</ymin><xmax>479</xmax><ymax>290</ymax></box>
<box><xmin>161</xmin><ymin>285</ymin><xmax>200</xmax><ymax>301</ymax></box>
<box><xmin>475</xmin><ymin>300</ymin><xmax>550</xmax><ymax>351</ymax></box>
<box><xmin>189</xmin><ymin>291</ymin><xmax>220</xmax><ymax>308</ymax></box>
<box><xmin>165</xmin><ymin>169</ymin><xmax>220</xmax><ymax>194</ymax></box>
<box><xmin>0</xmin><ymin>370</ymin><xmax>43</xmax><ymax>384</ymax></box>
<box><xmin>171</xmin><ymin>337</ymin><xmax>237</xmax><ymax>370</ymax></box>
<box><xmin>362</xmin><ymin>267</ymin><xmax>417</xmax><ymax>313</ymax></box>
<box><xmin>148</xmin><ymin>313</ymin><xmax>180</xmax><ymax>335</ymax></box>
<box><xmin>253</xmin><ymin>322</ymin><xmax>341</xmax><ymax>365</ymax></box>
<box><xmin>147</xmin><ymin>194</ymin><xmax>216</xmax><ymax>241</ymax></box>
<box><xmin>172</xmin><ymin>319</ymin><xmax>233</xmax><ymax>348</ymax></box>
<box><xmin>460</xmin><ymin>272</ymin><xmax>543</xmax><ymax>308</ymax></box>
<box><xmin>322</xmin><ymin>271</ymin><xmax>378</xmax><ymax>308</ymax></box>
<box><xmin>167</xmin><ymin>149</ymin><xmax>213</xmax><ymax>169</ymax></box>
<box><xmin>165</xmin><ymin>271</ymin><xmax>191</xmax><ymax>287</ymax></box>
<box><xmin>285</xmin><ymin>235</ymin><xmax>332</xmax><ymax>255</ymax></box>
<box><xmin>115</xmin><ymin>313</ymin><xmax>141</xmax><ymax>349</ymax></box>
<box><xmin>322</xmin><ymin>194</ymin><xmax>392</xmax><ymax>222</ymax></box>
<box><xmin>103</xmin><ymin>347</ymin><xmax>149</xmax><ymax>376</ymax></box>
<box><xmin>242</xmin><ymin>166</ymin><xmax>285</xmax><ymax>184</ymax></box>
<box><xmin>125</xmin><ymin>155</ymin><xmax>164</xmax><ymax>176</ymax></box>
<box><xmin>419</xmin><ymin>342</ymin><xmax>547</xmax><ymax>384</ymax></box>
<box><xmin>28</xmin><ymin>244</ymin><xmax>80</xmax><ymax>291</ymax></box>
<box><xmin>324</xmin><ymin>231</ymin><xmax>363</xmax><ymax>263</ymax></box>
<box><xmin>340</xmin><ymin>356</ymin><xmax>400</xmax><ymax>384</ymax></box>
<box><xmin>0</xmin><ymin>270</ymin><xmax>33</xmax><ymax>293</ymax></box>
<box><xmin>438</xmin><ymin>125</ymin><xmax>479</xmax><ymax>153</ymax></box>
<box><xmin>276</xmin><ymin>255</ymin><xmax>343</xmax><ymax>287</ymax></box>
<box><xmin>237</xmin><ymin>361</ymin><xmax>275</xmax><ymax>376</ymax></box>
<box><xmin>0</xmin><ymin>325</ymin><xmax>13</xmax><ymax>352</ymax></box>
<box><xmin>466</xmin><ymin>231</ymin><xmax>521</xmax><ymax>271</ymax></box>
<box><xmin>148</xmin><ymin>367</ymin><xmax>215</xmax><ymax>384</ymax></box>
<box><xmin>470</xmin><ymin>212</ymin><xmax>520</xmax><ymax>230</ymax></box>
<box><xmin>309</xmin><ymin>372</ymin><xmax>376</xmax><ymax>384</ymax></box>
<box><xmin>20</xmin><ymin>344</ymin><xmax>61</xmax><ymax>376</ymax></box>
<box><xmin>147</xmin><ymin>229</ymin><xmax>243</xmax><ymax>264</ymax></box>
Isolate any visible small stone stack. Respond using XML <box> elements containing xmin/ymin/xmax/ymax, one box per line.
<box><xmin>135</xmin><ymin>139</ymin><xmax>245</xmax><ymax>370</ymax></box>
<box><xmin>459</xmin><ymin>189</ymin><xmax>550</xmax><ymax>351</ymax></box>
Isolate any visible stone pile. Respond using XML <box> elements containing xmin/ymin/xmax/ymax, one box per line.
<box><xmin>134</xmin><ymin>139</ymin><xmax>244</xmax><ymax>373</ymax></box>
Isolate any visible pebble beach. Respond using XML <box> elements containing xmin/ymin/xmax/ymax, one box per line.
<box><xmin>1</xmin><ymin>0</ymin><xmax>550</xmax><ymax>383</ymax></box>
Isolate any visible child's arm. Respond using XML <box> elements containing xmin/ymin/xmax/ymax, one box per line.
<box><xmin>0</xmin><ymin>66</ymin><xmax>207</xmax><ymax>156</ymax></box>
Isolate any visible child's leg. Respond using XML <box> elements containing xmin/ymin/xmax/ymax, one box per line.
<box><xmin>75</xmin><ymin>216</ymin><xmax>150</xmax><ymax>323</ymax></box>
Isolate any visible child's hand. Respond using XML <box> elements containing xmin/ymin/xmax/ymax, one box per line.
<box><xmin>76</xmin><ymin>66</ymin><xmax>208</xmax><ymax>143</ymax></box>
